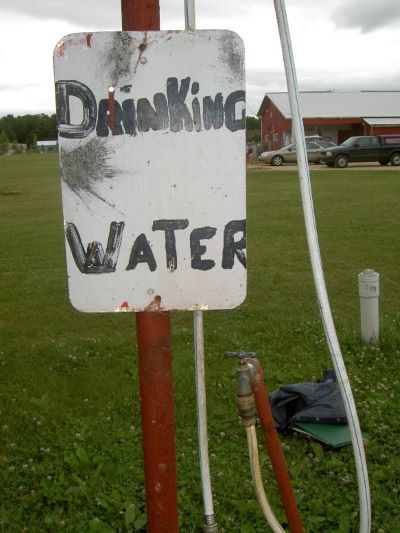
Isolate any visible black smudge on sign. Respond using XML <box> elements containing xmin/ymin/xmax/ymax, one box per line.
<box><xmin>220</xmin><ymin>33</ymin><xmax>244</xmax><ymax>84</ymax></box>
<box><xmin>60</xmin><ymin>138</ymin><xmax>121</xmax><ymax>206</ymax></box>
<box><xmin>107</xmin><ymin>32</ymin><xmax>136</xmax><ymax>86</ymax></box>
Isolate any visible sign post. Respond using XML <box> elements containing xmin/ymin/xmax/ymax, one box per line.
<box><xmin>121</xmin><ymin>3</ymin><xmax>178</xmax><ymax>532</ymax></box>
<box><xmin>54</xmin><ymin>0</ymin><xmax>246</xmax><ymax>529</ymax></box>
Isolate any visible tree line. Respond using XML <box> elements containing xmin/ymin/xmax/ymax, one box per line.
<box><xmin>0</xmin><ymin>113</ymin><xmax>260</xmax><ymax>154</ymax></box>
<box><xmin>0</xmin><ymin>113</ymin><xmax>57</xmax><ymax>151</ymax></box>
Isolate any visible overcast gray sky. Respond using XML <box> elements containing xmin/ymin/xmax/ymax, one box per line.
<box><xmin>1</xmin><ymin>0</ymin><xmax>399</xmax><ymax>116</ymax></box>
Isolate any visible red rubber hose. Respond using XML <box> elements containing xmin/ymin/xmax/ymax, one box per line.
<box><xmin>251</xmin><ymin>360</ymin><xmax>303</xmax><ymax>533</ymax></box>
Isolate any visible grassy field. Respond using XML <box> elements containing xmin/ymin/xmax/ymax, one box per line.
<box><xmin>1</xmin><ymin>154</ymin><xmax>399</xmax><ymax>532</ymax></box>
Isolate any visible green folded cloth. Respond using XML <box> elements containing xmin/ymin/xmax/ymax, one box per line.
<box><xmin>292</xmin><ymin>422</ymin><xmax>355</xmax><ymax>449</ymax></box>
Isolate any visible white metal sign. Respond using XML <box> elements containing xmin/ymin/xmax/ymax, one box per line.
<box><xmin>54</xmin><ymin>30</ymin><xmax>246</xmax><ymax>312</ymax></box>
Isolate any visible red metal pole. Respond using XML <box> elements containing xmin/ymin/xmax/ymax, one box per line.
<box><xmin>121</xmin><ymin>2</ymin><xmax>178</xmax><ymax>532</ymax></box>
<box><xmin>136</xmin><ymin>311</ymin><xmax>178</xmax><ymax>532</ymax></box>
<box><xmin>121</xmin><ymin>0</ymin><xmax>160</xmax><ymax>30</ymax></box>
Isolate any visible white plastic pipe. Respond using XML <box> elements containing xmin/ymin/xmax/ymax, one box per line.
<box><xmin>358</xmin><ymin>269</ymin><xmax>380</xmax><ymax>344</ymax></box>
<box><xmin>272</xmin><ymin>1</ymin><xmax>371</xmax><ymax>532</ymax></box>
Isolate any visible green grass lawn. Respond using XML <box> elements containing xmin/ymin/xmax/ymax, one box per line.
<box><xmin>1</xmin><ymin>154</ymin><xmax>399</xmax><ymax>532</ymax></box>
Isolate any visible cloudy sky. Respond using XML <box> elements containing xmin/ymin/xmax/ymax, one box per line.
<box><xmin>0</xmin><ymin>0</ymin><xmax>399</xmax><ymax>117</ymax></box>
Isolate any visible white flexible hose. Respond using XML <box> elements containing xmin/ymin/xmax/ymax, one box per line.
<box><xmin>246</xmin><ymin>425</ymin><xmax>285</xmax><ymax>533</ymax></box>
<box><xmin>272</xmin><ymin>2</ymin><xmax>371</xmax><ymax>532</ymax></box>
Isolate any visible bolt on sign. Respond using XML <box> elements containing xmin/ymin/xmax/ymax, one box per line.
<box><xmin>54</xmin><ymin>30</ymin><xmax>246</xmax><ymax>312</ymax></box>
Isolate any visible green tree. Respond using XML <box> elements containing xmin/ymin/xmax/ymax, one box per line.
<box><xmin>0</xmin><ymin>130</ymin><xmax>9</xmax><ymax>155</ymax></box>
<box><xmin>26</xmin><ymin>133</ymin><xmax>38</xmax><ymax>151</ymax></box>
<box><xmin>11</xmin><ymin>140</ymin><xmax>22</xmax><ymax>154</ymax></box>
<box><xmin>246</xmin><ymin>116</ymin><xmax>261</xmax><ymax>143</ymax></box>
<box><xmin>0</xmin><ymin>113</ymin><xmax>57</xmax><ymax>144</ymax></box>
<box><xmin>246</xmin><ymin>116</ymin><xmax>261</xmax><ymax>130</ymax></box>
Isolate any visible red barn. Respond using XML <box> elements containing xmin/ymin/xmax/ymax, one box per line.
<box><xmin>257</xmin><ymin>91</ymin><xmax>400</xmax><ymax>150</ymax></box>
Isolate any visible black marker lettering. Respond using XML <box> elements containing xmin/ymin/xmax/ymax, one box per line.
<box><xmin>167</xmin><ymin>77</ymin><xmax>193</xmax><ymax>133</ymax></box>
<box><xmin>121</xmin><ymin>99</ymin><xmax>137</xmax><ymax>136</ymax></box>
<box><xmin>222</xmin><ymin>219</ymin><xmax>246</xmax><ymax>269</ymax></box>
<box><xmin>224</xmin><ymin>90</ymin><xmax>245</xmax><ymax>132</ymax></box>
<box><xmin>190</xmin><ymin>227</ymin><xmax>217</xmax><ymax>270</ymax></box>
<box><xmin>192</xmin><ymin>97</ymin><xmax>202</xmax><ymax>132</ymax></box>
<box><xmin>203</xmin><ymin>93</ymin><xmax>224</xmax><ymax>130</ymax></box>
<box><xmin>126</xmin><ymin>233</ymin><xmax>157</xmax><ymax>271</ymax></box>
<box><xmin>65</xmin><ymin>221</ymin><xmax>125</xmax><ymax>273</ymax></box>
<box><xmin>55</xmin><ymin>79</ymin><xmax>246</xmax><ymax>137</ymax></box>
<box><xmin>152</xmin><ymin>219</ymin><xmax>189</xmax><ymax>271</ymax></box>
<box><xmin>56</xmin><ymin>80</ymin><xmax>97</xmax><ymax>139</ymax></box>
<box><xmin>137</xmin><ymin>93</ymin><xmax>169</xmax><ymax>132</ymax></box>
<box><xmin>96</xmin><ymin>99</ymin><xmax>124</xmax><ymax>137</ymax></box>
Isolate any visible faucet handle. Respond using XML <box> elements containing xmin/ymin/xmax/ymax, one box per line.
<box><xmin>225</xmin><ymin>350</ymin><xmax>257</xmax><ymax>360</ymax></box>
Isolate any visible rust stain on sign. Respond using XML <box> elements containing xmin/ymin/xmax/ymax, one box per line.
<box><xmin>133</xmin><ymin>34</ymin><xmax>149</xmax><ymax>74</ymax></box>
<box><xmin>145</xmin><ymin>295</ymin><xmax>162</xmax><ymax>312</ymax></box>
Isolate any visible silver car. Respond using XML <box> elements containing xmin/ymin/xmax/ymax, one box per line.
<box><xmin>258</xmin><ymin>140</ymin><xmax>336</xmax><ymax>166</ymax></box>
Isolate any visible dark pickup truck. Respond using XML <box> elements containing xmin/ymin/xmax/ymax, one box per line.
<box><xmin>320</xmin><ymin>135</ymin><xmax>400</xmax><ymax>168</ymax></box>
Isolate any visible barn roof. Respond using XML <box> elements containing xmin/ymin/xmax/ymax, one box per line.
<box><xmin>257</xmin><ymin>91</ymin><xmax>400</xmax><ymax>119</ymax></box>
<box><xmin>363</xmin><ymin>117</ymin><xmax>400</xmax><ymax>126</ymax></box>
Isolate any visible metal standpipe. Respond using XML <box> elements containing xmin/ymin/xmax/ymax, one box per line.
<box><xmin>194</xmin><ymin>311</ymin><xmax>218</xmax><ymax>533</ymax></box>
<box><xmin>185</xmin><ymin>2</ymin><xmax>218</xmax><ymax>531</ymax></box>
<box><xmin>358</xmin><ymin>269</ymin><xmax>380</xmax><ymax>344</ymax></box>
<box><xmin>227</xmin><ymin>351</ymin><xmax>303</xmax><ymax>533</ymax></box>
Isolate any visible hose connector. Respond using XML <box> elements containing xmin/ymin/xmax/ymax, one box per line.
<box><xmin>226</xmin><ymin>351</ymin><xmax>257</xmax><ymax>426</ymax></box>
<box><xmin>236</xmin><ymin>393</ymin><xmax>256</xmax><ymax>426</ymax></box>
<box><xmin>203</xmin><ymin>513</ymin><xmax>218</xmax><ymax>533</ymax></box>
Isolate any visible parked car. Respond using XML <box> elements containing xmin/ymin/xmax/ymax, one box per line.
<box><xmin>258</xmin><ymin>139</ymin><xmax>336</xmax><ymax>166</ymax></box>
<box><xmin>320</xmin><ymin>135</ymin><xmax>400</xmax><ymax>167</ymax></box>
